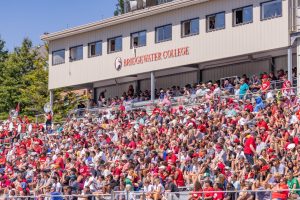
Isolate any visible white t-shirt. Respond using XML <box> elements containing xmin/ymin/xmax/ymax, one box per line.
<box><xmin>153</xmin><ymin>183</ymin><xmax>165</xmax><ymax>194</ymax></box>
<box><xmin>83</xmin><ymin>176</ymin><xmax>96</xmax><ymax>191</ymax></box>
<box><xmin>143</xmin><ymin>184</ymin><xmax>154</xmax><ymax>193</ymax></box>
<box><xmin>52</xmin><ymin>182</ymin><xmax>62</xmax><ymax>193</ymax></box>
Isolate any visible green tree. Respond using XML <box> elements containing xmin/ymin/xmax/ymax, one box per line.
<box><xmin>18</xmin><ymin>53</ymin><xmax>49</xmax><ymax>117</ymax></box>
<box><xmin>0</xmin><ymin>37</ymin><xmax>8</xmax><ymax>118</ymax></box>
<box><xmin>52</xmin><ymin>91</ymin><xmax>85</xmax><ymax>122</ymax></box>
<box><xmin>0</xmin><ymin>38</ymin><xmax>48</xmax><ymax>119</ymax></box>
<box><xmin>0</xmin><ymin>38</ymin><xmax>85</xmax><ymax>122</ymax></box>
<box><xmin>114</xmin><ymin>0</ymin><xmax>125</xmax><ymax>16</ymax></box>
<box><xmin>0</xmin><ymin>36</ymin><xmax>8</xmax><ymax>83</ymax></box>
<box><xmin>0</xmin><ymin>36</ymin><xmax>8</xmax><ymax>63</ymax></box>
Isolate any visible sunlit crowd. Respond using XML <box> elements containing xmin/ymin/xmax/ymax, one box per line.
<box><xmin>0</xmin><ymin>70</ymin><xmax>299</xmax><ymax>200</ymax></box>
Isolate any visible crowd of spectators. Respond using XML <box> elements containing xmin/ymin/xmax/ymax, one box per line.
<box><xmin>0</xmin><ymin>69</ymin><xmax>299</xmax><ymax>200</ymax></box>
<box><xmin>94</xmin><ymin>69</ymin><xmax>296</xmax><ymax>108</ymax></box>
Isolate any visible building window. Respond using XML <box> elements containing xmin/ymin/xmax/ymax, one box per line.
<box><xmin>131</xmin><ymin>30</ymin><xmax>146</xmax><ymax>48</ymax></box>
<box><xmin>69</xmin><ymin>45</ymin><xmax>83</xmax><ymax>62</ymax></box>
<box><xmin>155</xmin><ymin>24</ymin><xmax>172</xmax><ymax>43</ymax></box>
<box><xmin>233</xmin><ymin>6</ymin><xmax>253</xmax><ymax>26</ymax></box>
<box><xmin>181</xmin><ymin>18</ymin><xmax>199</xmax><ymax>37</ymax></box>
<box><xmin>261</xmin><ymin>0</ymin><xmax>282</xmax><ymax>20</ymax></box>
<box><xmin>88</xmin><ymin>41</ymin><xmax>102</xmax><ymax>57</ymax></box>
<box><xmin>52</xmin><ymin>49</ymin><xmax>65</xmax><ymax>65</ymax></box>
<box><xmin>108</xmin><ymin>36</ymin><xmax>122</xmax><ymax>53</ymax></box>
<box><xmin>207</xmin><ymin>12</ymin><xmax>225</xmax><ymax>31</ymax></box>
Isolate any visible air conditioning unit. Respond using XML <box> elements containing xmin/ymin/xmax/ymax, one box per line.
<box><xmin>130</xmin><ymin>0</ymin><xmax>138</xmax><ymax>11</ymax></box>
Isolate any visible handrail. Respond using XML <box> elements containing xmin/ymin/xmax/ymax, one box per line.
<box><xmin>67</xmin><ymin>86</ymin><xmax>299</xmax><ymax>118</ymax></box>
<box><xmin>2</xmin><ymin>188</ymin><xmax>300</xmax><ymax>199</ymax></box>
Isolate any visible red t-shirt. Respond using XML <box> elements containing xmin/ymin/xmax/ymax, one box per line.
<box><xmin>54</xmin><ymin>157</ymin><xmax>64</xmax><ymax>169</ymax></box>
<box><xmin>203</xmin><ymin>187</ymin><xmax>214</xmax><ymax>198</ymax></box>
<box><xmin>244</xmin><ymin>104</ymin><xmax>253</xmax><ymax>112</ymax></box>
<box><xmin>257</xmin><ymin>120</ymin><xmax>268</xmax><ymax>131</ymax></box>
<box><xmin>175</xmin><ymin>169</ymin><xmax>185</xmax><ymax>186</ymax></box>
<box><xmin>261</xmin><ymin>80</ymin><xmax>270</xmax><ymax>92</ymax></box>
<box><xmin>191</xmin><ymin>190</ymin><xmax>202</xmax><ymax>200</ymax></box>
<box><xmin>128</xmin><ymin>141</ymin><xmax>136</xmax><ymax>149</ymax></box>
<box><xmin>33</xmin><ymin>145</ymin><xmax>42</xmax><ymax>154</ymax></box>
<box><xmin>166</xmin><ymin>154</ymin><xmax>177</xmax><ymax>164</ymax></box>
<box><xmin>79</xmin><ymin>165</ymin><xmax>90</xmax><ymax>176</ymax></box>
<box><xmin>213</xmin><ymin>188</ymin><xmax>224</xmax><ymax>200</ymax></box>
<box><xmin>0</xmin><ymin>156</ymin><xmax>6</xmax><ymax>165</ymax></box>
<box><xmin>244</xmin><ymin>136</ymin><xmax>256</xmax><ymax>155</ymax></box>
<box><xmin>39</xmin><ymin>156</ymin><xmax>47</xmax><ymax>164</ymax></box>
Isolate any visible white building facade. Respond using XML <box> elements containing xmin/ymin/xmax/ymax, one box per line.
<box><xmin>41</xmin><ymin>0</ymin><xmax>300</xmax><ymax>104</ymax></box>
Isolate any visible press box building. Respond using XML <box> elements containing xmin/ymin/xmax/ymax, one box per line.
<box><xmin>41</xmin><ymin>0</ymin><xmax>300</xmax><ymax>105</ymax></box>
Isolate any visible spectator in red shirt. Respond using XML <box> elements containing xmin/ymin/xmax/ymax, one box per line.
<box><xmin>243</xmin><ymin>132</ymin><xmax>257</xmax><ymax>165</ymax></box>
<box><xmin>212</xmin><ymin>183</ymin><xmax>224</xmax><ymax>200</ymax></box>
<box><xmin>261</xmin><ymin>74</ymin><xmax>271</xmax><ymax>93</ymax></box>
<box><xmin>203</xmin><ymin>180</ymin><xmax>214</xmax><ymax>200</ymax></box>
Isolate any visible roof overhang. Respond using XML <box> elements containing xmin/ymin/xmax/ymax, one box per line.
<box><xmin>41</xmin><ymin>0</ymin><xmax>209</xmax><ymax>41</ymax></box>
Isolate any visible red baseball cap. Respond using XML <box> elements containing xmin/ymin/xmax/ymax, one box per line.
<box><xmin>262</xmin><ymin>74</ymin><xmax>269</xmax><ymax>79</ymax></box>
<box><xmin>260</xmin><ymin>165</ymin><xmax>270</xmax><ymax>172</ymax></box>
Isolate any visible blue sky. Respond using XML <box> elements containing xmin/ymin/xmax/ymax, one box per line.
<box><xmin>0</xmin><ymin>0</ymin><xmax>116</xmax><ymax>51</ymax></box>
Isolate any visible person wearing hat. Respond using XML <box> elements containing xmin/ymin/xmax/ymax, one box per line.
<box><xmin>260</xmin><ymin>74</ymin><xmax>270</xmax><ymax>94</ymax></box>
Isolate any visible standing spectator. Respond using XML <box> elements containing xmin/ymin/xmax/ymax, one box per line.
<box><xmin>239</xmin><ymin>79</ymin><xmax>249</xmax><ymax>99</ymax></box>
<box><xmin>45</xmin><ymin>112</ymin><xmax>52</xmax><ymax>128</ymax></box>
<box><xmin>243</xmin><ymin>131</ymin><xmax>257</xmax><ymax>165</ymax></box>
<box><xmin>261</xmin><ymin>74</ymin><xmax>271</xmax><ymax>93</ymax></box>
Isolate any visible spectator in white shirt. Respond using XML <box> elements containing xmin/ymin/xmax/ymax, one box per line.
<box><xmin>256</xmin><ymin>137</ymin><xmax>267</xmax><ymax>155</ymax></box>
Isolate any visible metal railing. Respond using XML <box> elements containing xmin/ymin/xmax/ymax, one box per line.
<box><xmin>66</xmin><ymin>86</ymin><xmax>299</xmax><ymax>120</ymax></box>
<box><xmin>8</xmin><ymin>189</ymin><xmax>298</xmax><ymax>200</ymax></box>
<box><xmin>164</xmin><ymin>189</ymin><xmax>300</xmax><ymax>200</ymax></box>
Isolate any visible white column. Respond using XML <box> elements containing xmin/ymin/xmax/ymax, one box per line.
<box><xmin>288</xmin><ymin>47</ymin><xmax>293</xmax><ymax>83</ymax></box>
<box><xmin>151</xmin><ymin>72</ymin><xmax>155</xmax><ymax>101</ymax></box>
<box><xmin>50</xmin><ymin>90</ymin><xmax>54</xmax><ymax>111</ymax></box>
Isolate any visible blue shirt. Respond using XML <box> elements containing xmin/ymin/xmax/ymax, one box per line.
<box><xmin>50</xmin><ymin>192</ymin><xmax>63</xmax><ymax>200</ymax></box>
<box><xmin>239</xmin><ymin>83</ymin><xmax>249</xmax><ymax>98</ymax></box>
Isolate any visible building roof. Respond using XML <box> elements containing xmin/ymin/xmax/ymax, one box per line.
<box><xmin>41</xmin><ymin>0</ymin><xmax>209</xmax><ymax>41</ymax></box>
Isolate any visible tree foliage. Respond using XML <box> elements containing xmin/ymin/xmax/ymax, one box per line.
<box><xmin>114</xmin><ymin>0</ymin><xmax>125</xmax><ymax>16</ymax></box>
<box><xmin>0</xmin><ymin>38</ymin><xmax>48</xmax><ymax>120</ymax></box>
<box><xmin>0</xmin><ymin>37</ymin><xmax>85</xmax><ymax>122</ymax></box>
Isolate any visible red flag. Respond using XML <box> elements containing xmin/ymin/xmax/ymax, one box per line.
<box><xmin>15</xmin><ymin>103</ymin><xmax>20</xmax><ymax>113</ymax></box>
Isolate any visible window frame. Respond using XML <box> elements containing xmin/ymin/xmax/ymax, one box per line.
<box><xmin>130</xmin><ymin>30</ymin><xmax>147</xmax><ymax>49</ymax></box>
<box><xmin>107</xmin><ymin>36</ymin><xmax>123</xmax><ymax>54</ymax></box>
<box><xmin>155</xmin><ymin>24</ymin><xmax>172</xmax><ymax>43</ymax></box>
<box><xmin>88</xmin><ymin>41</ymin><xmax>102</xmax><ymax>58</ymax></box>
<box><xmin>69</xmin><ymin>45</ymin><xmax>83</xmax><ymax>62</ymax></box>
<box><xmin>52</xmin><ymin>49</ymin><xmax>65</xmax><ymax>66</ymax></box>
<box><xmin>206</xmin><ymin>11</ymin><xmax>226</xmax><ymax>32</ymax></box>
<box><xmin>181</xmin><ymin>17</ymin><xmax>200</xmax><ymax>38</ymax></box>
<box><xmin>260</xmin><ymin>0</ymin><xmax>282</xmax><ymax>21</ymax></box>
<box><xmin>233</xmin><ymin>5</ymin><xmax>253</xmax><ymax>27</ymax></box>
